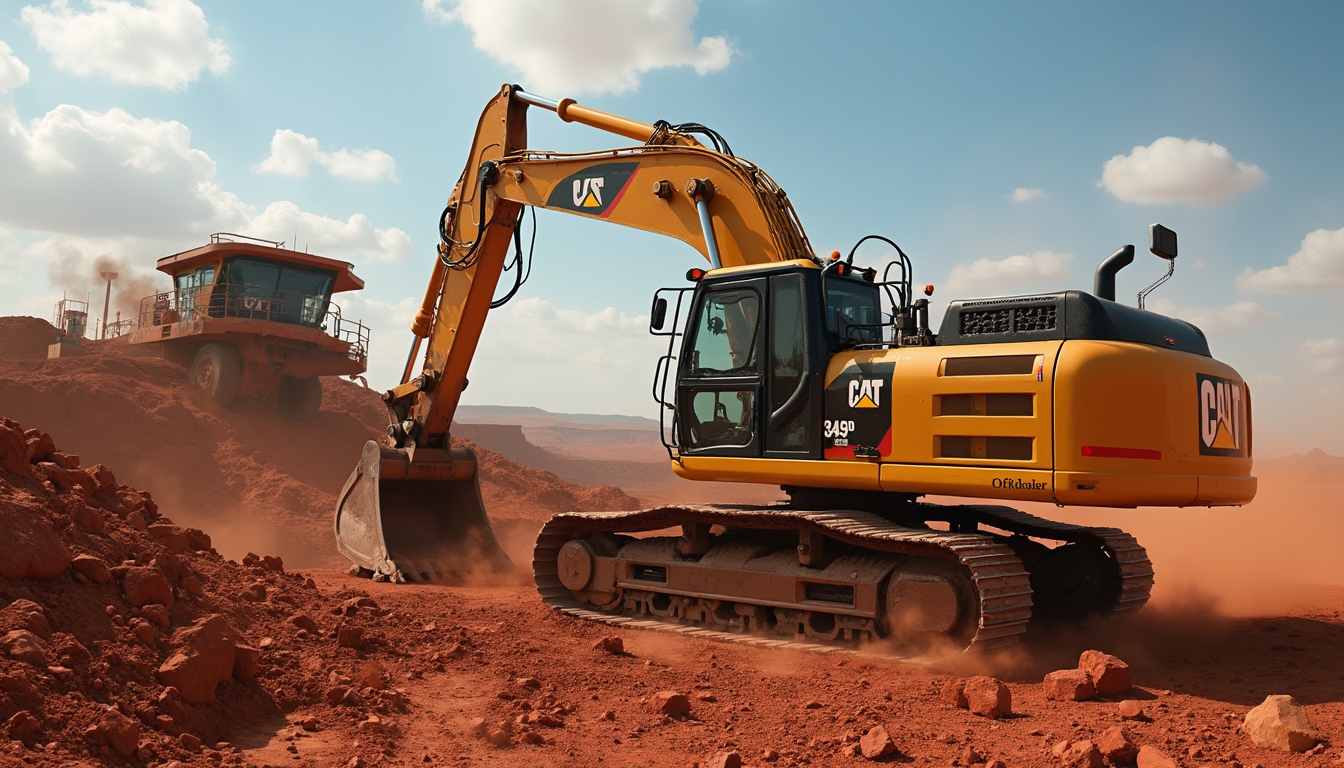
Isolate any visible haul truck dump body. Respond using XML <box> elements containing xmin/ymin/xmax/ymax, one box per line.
<box><xmin>333</xmin><ymin>84</ymin><xmax>1254</xmax><ymax>654</ymax></box>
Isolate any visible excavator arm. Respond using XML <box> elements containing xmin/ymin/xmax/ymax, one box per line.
<box><xmin>335</xmin><ymin>84</ymin><xmax>814</xmax><ymax>581</ymax></box>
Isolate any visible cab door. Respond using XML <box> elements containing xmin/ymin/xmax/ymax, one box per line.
<box><xmin>677</xmin><ymin>278</ymin><xmax>766</xmax><ymax>458</ymax></box>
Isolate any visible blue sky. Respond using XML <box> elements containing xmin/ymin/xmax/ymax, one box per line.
<box><xmin>0</xmin><ymin>1</ymin><xmax>1340</xmax><ymax>455</ymax></box>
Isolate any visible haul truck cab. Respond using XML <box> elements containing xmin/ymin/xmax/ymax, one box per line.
<box><xmin>127</xmin><ymin>233</ymin><xmax>370</xmax><ymax>419</ymax></box>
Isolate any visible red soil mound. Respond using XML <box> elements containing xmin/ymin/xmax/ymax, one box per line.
<box><xmin>0</xmin><ymin>416</ymin><xmax>426</xmax><ymax>765</ymax></box>
<box><xmin>0</xmin><ymin>317</ymin><xmax>59</xmax><ymax>361</ymax></box>
<box><xmin>0</xmin><ymin>316</ymin><xmax>640</xmax><ymax>570</ymax></box>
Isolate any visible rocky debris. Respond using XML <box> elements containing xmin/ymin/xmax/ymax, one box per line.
<box><xmin>233</xmin><ymin>643</ymin><xmax>261</xmax><ymax>680</ymax></box>
<box><xmin>121</xmin><ymin>565</ymin><xmax>174</xmax><ymax>608</ymax></box>
<box><xmin>594</xmin><ymin>636</ymin><xmax>624</xmax><ymax>654</ymax></box>
<box><xmin>0</xmin><ymin>599</ymin><xmax>53</xmax><ymax>639</ymax></box>
<box><xmin>707</xmin><ymin>750</ymin><xmax>743</xmax><ymax>768</ymax></box>
<box><xmin>1117</xmin><ymin>700</ymin><xmax>1145</xmax><ymax>720</ymax></box>
<box><xmin>1078</xmin><ymin>650</ymin><xmax>1132</xmax><ymax>696</ymax></box>
<box><xmin>1096</xmin><ymin>726</ymin><xmax>1138</xmax><ymax>764</ymax></box>
<box><xmin>291</xmin><ymin>613</ymin><xmax>320</xmax><ymax>632</ymax></box>
<box><xmin>985</xmin><ymin>761</ymin><xmax>1006</xmax><ymax>768</ymax></box>
<box><xmin>354</xmin><ymin>659</ymin><xmax>386</xmax><ymax>690</ymax></box>
<box><xmin>2</xmin><ymin>629</ymin><xmax>46</xmax><ymax>666</ymax></box>
<box><xmin>5</xmin><ymin>710</ymin><xmax>40</xmax><ymax>741</ymax></box>
<box><xmin>156</xmin><ymin>614</ymin><xmax>242</xmax><ymax>703</ymax></box>
<box><xmin>70</xmin><ymin>553</ymin><xmax>112</xmax><ymax>583</ymax></box>
<box><xmin>0</xmin><ymin>494</ymin><xmax>72</xmax><ymax>579</ymax></box>
<box><xmin>338</xmin><ymin>624</ymin><xmax>365</xmax><ymax>648</ymax></box>
<box><xmin>1135</xmin><ymin>745</ymin><xmax>1177</xmax><ymax>768</ymax></box>
<box><xmin>92</xmin><ymin>707</ymin><xmax>140</xmax><ymax>757</ymax></box>
<box><xmin>860</xmin><ymin>724</ymin><xmax>898</xmax><ymax>759</ymax></box>
<box><xmin>651</xmin><ymin>690</ymin><xmax>691</xmax><ymax>716</ymax></box>
<box><xmin>963</xmin><ymin>676</ymin><xmax>1012</xmax><ymax>718</ymax></box>
<box><xmin>1058</xmin><ymin>739</ymin><xmax>1103</xmax><ymax>768</ymax></box>
<box><xmin>762</xmin><ymin>747</ymin><xmax>780</xmax><ymax>762</ymax></box>
<box><xmin>1043</xmin><ymin>668</ymin><xmax>1095</xmax><ymax>701</ymax></box>
<box><xmin>941</xmin><ymin>677</ymin><xmax>969</xmax><ymax>709</ymax></box>
<box><xmin>1241</xmin><ymin>694</ymin><xmax>1320</xmax><ymax>752</ymax></box>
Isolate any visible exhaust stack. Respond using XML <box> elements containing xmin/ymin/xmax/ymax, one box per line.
<box><xmin>1093</xmin><ymin>245</ymin><xmax>1135</xmax><ymax>301</ymax></box>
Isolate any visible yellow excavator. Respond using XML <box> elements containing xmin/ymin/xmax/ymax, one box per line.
<box><xmin>334</xmin><ymin>84</ymin><xmax>1255</xmax><ymax>652</ymax></box>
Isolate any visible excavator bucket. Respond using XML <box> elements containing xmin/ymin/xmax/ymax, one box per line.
<box><xmin>334</xmin><ymin>441</ymin><xmax>513</xmax><ymax>582</ymax></box>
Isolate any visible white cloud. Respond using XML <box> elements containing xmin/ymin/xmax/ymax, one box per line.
<box><xmin>1009</xmin><ymin>187</ymin><xmax>1046</xmax><ymax>202</ymax></box>
<box><xmin>0</xmin><ymin>98</ymin><xmax>249</xmax><ymax>238</ymax></box>
<box><xmin>21</xmin><ymin>0</ymin><xmax>229</xmax><ymax>91</ymax></box>
<box><xmin>944</xmin><ymin>251</ymin><xmax>1072</xmax><ymax>296</ymax></box>
<box><xmin>424</xmin><ymin>0</ymin><xmax>732</xmax><ymax>95</ymax></box>
<box><xmin>1099</xmin><ymin>137</ymin><xmax>1266</xmax><ymax>205</ymax></box>
<box><xmin>254</xmin><ymin>129</ymin><xmax>398</xmax><ymax>183</ymax></box>
<box><xmin>1236</xmin><ymin>226</ymin><xmax>1344</xmax><ymax>292</ymax></box>
<box><xmin>0</xmin><ymin>228</ymin><xmax>20</xmax><ymax>286</ymax></box>
<box><xmin>1302</xmin><ymin>339</ymin><xmax>1344</xmax><ymax>375</ymax></box>
<box><xmin>1147</xmin><ymin>298</ymin><xmax>1281</xmax><ymax>335</ymax></box>
<box><xmin>465</xmin><ymin>297</ymin><xmax>665</xmax><ymax>416</ymax></box>
<box><xmin>245</xmin><ymin>202</ymin><xmax>412</xmax><ymax>263</ymax></box>
<box><xmin>0</xmin><ymin>42</ymin><xmax>31</xmax><ymax>91</ymax></box>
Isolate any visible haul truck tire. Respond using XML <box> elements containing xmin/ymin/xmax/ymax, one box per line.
<box><xmin>279</xmin><ymin>375</ymin><xmax>322</xmax><ymax>420</ymax></box>
<box><xmin>189</xmin><ymin>343</ymin><xmax>242</xmax><ymax>406</ymax></box>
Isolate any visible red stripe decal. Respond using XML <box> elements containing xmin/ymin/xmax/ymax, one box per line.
<box><xmin>597</xmin><ymin>169</ymin><xmax>638</xmax><ymax>218</ymax></box>
<box><xmin>1081</xmin><ymin>445</ymin><xmax>1161</xmax><ymax>460</ymax></box>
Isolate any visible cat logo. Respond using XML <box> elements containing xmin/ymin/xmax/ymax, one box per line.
<box><xmin>546</xmin><ymin>162</ymin><xmax>639</xmax><ymax>217</ymax></box>
<box><xmin>1196</xmin><ymin>373</ymin><xmax>1246</xmax><ymax>457</ymax></box>
<box><xmin>848</xmin><ymin>378</ymin><xmax>883</xmax><ymax>409</ymax></box>
<box><xmin>572</xmin><ymin>177</ymin><xmax>604</xmax><ymax>208</ymax></box>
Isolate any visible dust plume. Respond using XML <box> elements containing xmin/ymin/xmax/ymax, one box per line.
<box><xmin>46</xmin><ymin>244</ymin><xmax>165</xmax><ymax>331</ymax></box>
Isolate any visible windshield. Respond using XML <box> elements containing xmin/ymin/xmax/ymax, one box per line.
<box><xmin>219</xmin><ymin>257</ymin><xmax>336</xmax><ymax>327</ymax></box>
<box><xmin>826</xmin><ymin>278</ymin><xmax>882</xmax><ymax>347</ymax></box>
<box><xmin>687</xmin><ymin>288</ymin><xmax>760</xmax><ymax>375</ymax></box>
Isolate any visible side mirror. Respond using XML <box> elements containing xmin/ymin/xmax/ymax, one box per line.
<box><xmin>649</xmin><ymin>297</ymin><xmax>669</xmax><ymax>333</ymax></box>
<box><xmin>1150</xmin><ymin>223</ymin><xmax>1177</xmax><ymax>261</ymax></box>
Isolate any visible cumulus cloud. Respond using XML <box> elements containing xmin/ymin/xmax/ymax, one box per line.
<box><xmin>944</xmin><ymin>251</ymin><xmax>1072</xmax><ymax>296</ymax></box>
<box><xmin>0</xmin><ymin>98</ymin><xmax>249</xmax><ymax>238</ymax></box>
<box><xmin>0</xmin><ymin>42</ymin><xmax>31</xmax><ymax>91</ymax></box>
<box><xmin>423</xmin><ymin>0</ymin><xmax>732</xmax><ymax>95</ymax></box>
<box><xmin>1100</xmin><ymin>137</ymin><xmax>1266</xmax><ymax>205</ymax></box>
<box><xmin>465</xmin><ymin>296</ymin><xmax>666</xmax><ymax>415</ymax></box>
<box><xmin>244</xmin><ymin>202</ymin><xmax>411</xmax><ymax>263</ymax></box>
<box><xmin>1302</xmin><ymin>338</ymin><xmax>1344</xmax><ymax>375</ymax></box>
<box><xmin>1009</xmin><ymin>187</ymin><xmax>1046</xmax><ymax>202</ymax></box>
<box><xmin>1236</xmin><ymin>226</ymin><xmax>1344</xmax><ymax>292</ymax></box>
<box><xmin>1147</xmin><ymin>298</ymin><xmax>1281</xmax><ymax>335</ymax></box>
<box><xmin>21</xmin><ymin>0</ymin><xmax>229</xmax><ymax>90</ymax></box>
<box><xmin>0</xmin><ymin>229</ymin><xmax>20</xmax><ymax>286</ymax></box>
<box><xmin>254</xmin><ymin>129</ymin><xmax>399</xmax><ymax>183</ymax></box>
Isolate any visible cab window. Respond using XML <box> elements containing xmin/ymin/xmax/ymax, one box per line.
<box><xmin>687</xmin><ymin>289</ymin><xmax>760</xmax><ymax>376</ymax></box>
<box><xmin>826</xmin><ymin>279</ymin><xmax>882</xmax><ymax>347</ymax></box>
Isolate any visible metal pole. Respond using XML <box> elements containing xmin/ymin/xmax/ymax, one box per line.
<box><xmin>98</xmin><ymin>271</ymin><xmax>117</xmax><ymax>339</ymax></box>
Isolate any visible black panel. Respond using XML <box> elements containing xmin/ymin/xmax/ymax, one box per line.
<box><xmin>936</xmin><ymin>290</ymin><xmax>1210</xmax><ymax>357</ymax></box>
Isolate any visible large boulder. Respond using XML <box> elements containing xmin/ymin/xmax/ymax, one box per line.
<box><xmin>860</xmin><ymin>725</ymin><xmax>898</xmax><ymax>759</ymax></box>
<box><xmin>95</xmin><ymin>708</ymin><xmax>140</xmax><ymax>757</ymax></box>
<box><xmin>156</xmin><ymin>615</ymin><xmax>240</xmax><ymax>703</ymax></box>
<box><xmin>0</xmin><ymin>505</ymin><xmax>72</xmax><ymax>579</ymax></box>
<box><xmin>1078</xmin><ymin>650</ymin><xmax>1132</xmax><ymax>696</ymax></box>
<box><xmin>1242</xmin><ymin>695</ymin><xmax>1319</xmax><ymax>752</ymax></box>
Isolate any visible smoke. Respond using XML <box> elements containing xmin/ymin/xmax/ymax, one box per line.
<box><xmin>43</xmin><ymin>240</ymin><xmax>166</xmax><ymax>333</ymax></box>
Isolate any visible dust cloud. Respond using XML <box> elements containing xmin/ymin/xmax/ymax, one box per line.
<box><xmin>46</xmin><ymin>247</ymin><xmax>165</xmax><ymax>331</ymax></box>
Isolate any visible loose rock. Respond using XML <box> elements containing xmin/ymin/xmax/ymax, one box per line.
<box><xmin>594</xmin><ymin>636</ymin><xmax>624</xmax><ymax>654</ymax></box>
<box><xmin>941</xmin><ymin>678</ymin><xmax>969</xmax><ymax>709</ymax></box>
<box><xmin>122</xmin><ymin>566</ymin><xmax>174</xmax><ymax>608</ymax></box>
<box><xmin>1117</xmin><ymin>700</ymin><xmax>1144</xmax><ymax>720</ymax></box>
<box><xmin>1060</xmin><ymin>739</ymin><xmax>1103</xmax><ymax>768</ymax></box>
<box><xmin>1135</xmin><ymin>745</ymin><xmax>1177</xmax><ymax>768</ymax></box>
<box><xmin>156</xmin><ymin>614</ymin><xmax>240</xmax><ymax>703</ymax></box>
<box><xmin>963</xmin><ymin>676</ymin><xmax>1012</xmax><ymax>718</ymax></box>
<box><xmin>1242</xmin><ymin>694</ymin><xmax>1319</xmax><ymax>752</ymax></box>
<box><xmin>650</xmin><ymin>690</ymin><xmax>691</xmax><ymax>716</ymax></box>
<box><xmin>96</xmin><ymin>708</ymin><xmax>140</xmax><ymax>757</ymax></box>
<box><xmin>1078</xmin><ymin>650</ymin><xmax>1132</xmax><ymax>696</ymax></box>
<box><xmin>860</xmin><ymin>724</ymin><xmax>898</xmax><ymax>759</ymax></box>
<box><xmin>1043</xmin><ymin>669</ymin><xmax>1094</xmax><ymax>701</ymax></box>
<box><xmin>2</xmin><ymin>630</ymin><xmax>47</xmax><ymax>666</ymax></box>
<box><xmin>1096</xmin><ymin>726</ymin><xmax>1137</xmax><ymax>764</ymax></box>
<box><xmin>70</xmin><ymin>554</ymin><xmax>112</xmax><ymax>583</ymax></box>
<box><xmin>707</xmin><ymin>751</ymin><xmax>742</xmax><ymax>768</ymax></box>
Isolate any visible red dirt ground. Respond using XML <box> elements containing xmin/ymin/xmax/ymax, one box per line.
<box><xmin>2</xmin><ymin>315</ymin><xmax>1343</xmax><ymax>768</ymax></box>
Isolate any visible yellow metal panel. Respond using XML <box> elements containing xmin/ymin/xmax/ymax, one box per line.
<box><xmin>674</xmin><ymin>456</ymin><xmax>880</xmax><ymax>490</ymax></box>
<box><xmin>879</xmin><ymin>463</ymin><xmax>1055</xmax><ymax>502</ymax></box>
<box><xmin>1194</xmin><ymin>474</ymin><xmax>1258</xmax><ymax>506</ymax></box>
<box><xmin>1053</xmin><ymin>470</ymin><xmax>1198</xmax><ymax>507</ymax></box>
